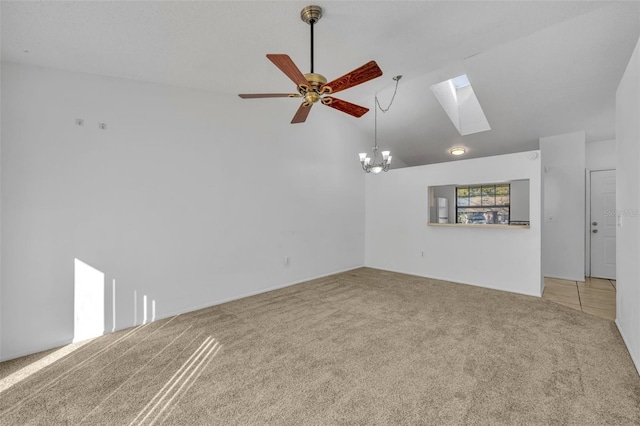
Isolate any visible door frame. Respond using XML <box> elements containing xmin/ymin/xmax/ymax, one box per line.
<box><xmin>585</xmin><ymin>168</ymin><xmax>616</xmax><ymax>278</ymax></box>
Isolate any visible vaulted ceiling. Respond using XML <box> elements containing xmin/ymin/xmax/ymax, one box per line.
<box><xmin>2</xmin><ymin>1</ymin><xmax>639</xmax><ymax>166</ymax></box>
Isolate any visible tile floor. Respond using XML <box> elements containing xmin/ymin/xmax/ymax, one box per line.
<box><xmin>542</xmin><ymin>277</ymin><xmax>616</xmax><ymax>321</ymax></box>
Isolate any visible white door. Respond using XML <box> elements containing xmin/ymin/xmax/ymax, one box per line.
<box><xmin>590</xmin><ymin>170</ymin><xmax>616</xmax><ymax>279</ymax></box>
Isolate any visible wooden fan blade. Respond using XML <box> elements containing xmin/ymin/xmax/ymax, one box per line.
<box><xmin>267</xmin><ymin>54</ymin><xmax>309</xmax><ymax>88</ymax></box>
<box><xmin>291</xmin><ymin>102</ymin><xmax>313</xmax><ymax>124</ymax></box>
<box><xmin>322</xmin><ymin>97</ymin><xmax>369</xmax><ymax>118</ymax></box>
<box><xmin>322</xmin><ymin>61</ymin><xmax>383</xmax><ymax>94</ymax></box>
<box><xmin>238</xmin><ymin>93</ymin><xmax>301</xmax><ymax>99</ymax></box>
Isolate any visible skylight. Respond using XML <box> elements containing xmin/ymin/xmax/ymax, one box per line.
<box><xmin>452</xmin><ymin>74</ymin><xmax>470</xmax><ymax>89</ymax></box>
<box><xmin>431</xmin><ymin>74</ymin><xmax>491</xmax><ymax>136</ymax></box>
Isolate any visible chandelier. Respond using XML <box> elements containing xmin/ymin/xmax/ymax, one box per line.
<box><xmin>359</xmin><ymin>75</ymin><xmax>402</xmax><ymax>174</ymax></box>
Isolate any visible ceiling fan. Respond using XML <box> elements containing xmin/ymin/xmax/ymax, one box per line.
<box><xmin>238</xmin><ymin>5</ymin><xmax>383</xmax><ymax>124</ymax></box>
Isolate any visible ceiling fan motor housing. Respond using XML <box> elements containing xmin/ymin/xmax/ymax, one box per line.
<box><xmin>300</xmin><ymin>72</ymin><xmax>329</xmax><ymax>104</ymax></box>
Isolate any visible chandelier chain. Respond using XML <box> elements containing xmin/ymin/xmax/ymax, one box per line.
<box><xmin>374</xmin><ymin>76</ymin><xmax>401</xmax><ymax>149</ymax></box>
<box><xmin>375</xmin><ymin>76</ymin><xmax>401</xmax><ymax>113</ymax></box>
<box><xmin>360</xmin><ymin>75</ymin><xmax>401</xmax><ymax>174</ymax></box>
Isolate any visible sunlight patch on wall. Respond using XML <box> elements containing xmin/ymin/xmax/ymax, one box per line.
<box><xmin>112</xmin><ymin>279</ymin><xmax>117</xmax><ymax>332</ymax></box>
<box><xmin>431</xmin><ymin>74</ymin><xmax>491</xmax><ymax>136</ymax></box>
<box><xmin>134</xmin><ymin>293</ymin><xmax>156</xmax><ymax>325</ymax></box>
<box><xmin>74</xmin><ymin>258</ymin><xmax>105</xmax><ymax>342</ymax></box>
<box><xmin>143</xmin><ymin>295</ymin><xmax>148</xmax><ymax>324</ymax></box>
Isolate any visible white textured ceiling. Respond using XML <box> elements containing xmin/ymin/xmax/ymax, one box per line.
<box><xmin>2</xmin><ymin>1</ymin><xmax>639</xmax><ymax>166</ymax></box>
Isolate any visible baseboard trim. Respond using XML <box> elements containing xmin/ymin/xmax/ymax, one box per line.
<box><xmin>1</xmin><ymin>337</ymin><xmax>74</xmax><ymax>363</ymax></box>
<box><xmin>615</xmin><ymin>319</ymin><xmax>640</xmax><ymax>377</ymax></box>
<box><xmin>544</xmin><ymin>274</ymin><xmax>586</xmax><ymax>283</ymax></box>
<box><xmin>154</xmin><ymin>265</ymin><xmax>365</xmax><ymax>321</ymax></box>
<box><xmin>364</xmin><ymin>266</ymin><xmax>542</xmax><ymax>298</ymax></box>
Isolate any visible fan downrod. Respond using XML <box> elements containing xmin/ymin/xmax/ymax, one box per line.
<box><xmin>300</xmin><ymin>5</ymin><xmax>326</xmax><ymax>99</ymax></box>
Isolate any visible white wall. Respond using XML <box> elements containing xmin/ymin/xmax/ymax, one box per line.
<box><xmin>615</xmin><ymin>37</ymin><xmax>640</xmax><ymax>374</ymax></box>
<box><xmin>586</xmin><ymin>139</ymin><xmax>616</xmax><ymax>170</ymax></box>
<box><xmin>0</xmin><ymin>62</ymin><xmax>368</xmax><ymax>361</ymax></box>
<box><xmin>0</xmin><ymin>58</ymin><xmax>3</xmax><ymax>359</ymax></box>
<box><xmin>540</xmin><ymin>131</ymin><xmax>586</xmax><ymax>281</ymax></box>
<box><xmin>365</xmin><ymin>151</ymin><xmax>542</xmax><ymax>297</ymax></box>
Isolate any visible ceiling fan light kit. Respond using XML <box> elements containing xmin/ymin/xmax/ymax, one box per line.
<box><xmin>238</xmin><ymin>5</ymin><xmax>383</xmax><ymax>124</ymax></box>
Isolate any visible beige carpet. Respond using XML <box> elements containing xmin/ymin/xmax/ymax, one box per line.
<box><xmin>1</xmin><ymin>267</ymin><xmax>639</xmax><ymax>425</ymax></box>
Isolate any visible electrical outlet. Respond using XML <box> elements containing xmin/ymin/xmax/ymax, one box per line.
<box><xmin>421</xmin><ymin>251</ymin><xmax>425</xmax><ymax>257</ymax></box>
<box><xmin>284</xmin><ymin>256</ymin><xmax>290</xmax><ymax>265</ymax></box>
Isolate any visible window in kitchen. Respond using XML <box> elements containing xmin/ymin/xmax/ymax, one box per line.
<box><xmin>456</xmin><ymin>184</ymin><xmax>510</xmax><ymax>224</ymax></box>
